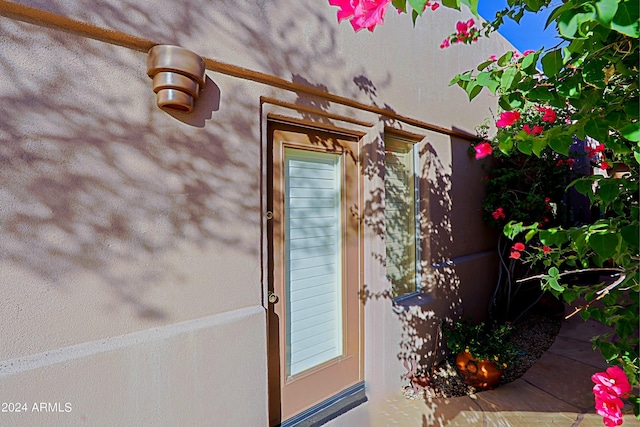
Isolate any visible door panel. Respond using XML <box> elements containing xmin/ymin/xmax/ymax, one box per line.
<box><xmin>268</xmin><ymin>124</ymin><xmax>362</xmax><ymax>424</ymax></box>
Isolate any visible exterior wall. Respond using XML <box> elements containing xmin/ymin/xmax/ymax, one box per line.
<box><xmin>0</xmin><ymin>0</ymin><xmax>514</xmax><ymax>425</ymax></box>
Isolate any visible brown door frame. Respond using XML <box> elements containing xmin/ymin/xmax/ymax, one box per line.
<box><xmin>266</xmin><ymin>121</ymin><xmax>364</xmax><ymax>425</ymax></box>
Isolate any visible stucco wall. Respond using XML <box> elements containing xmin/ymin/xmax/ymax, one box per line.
<box><xmin>0</xmin><ymin>0</ymin><xmax>514</xmax><ymax>425</ymax></box>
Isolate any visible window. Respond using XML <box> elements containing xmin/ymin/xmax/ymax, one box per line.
<box><xmin>384</xmin><ymin>136</ymin><xmax>420</xmax><ymax>299</ymax></box>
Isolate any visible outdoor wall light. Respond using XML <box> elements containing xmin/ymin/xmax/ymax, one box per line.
<box><xmin>147</xmin><ymin>45</ymin><xmax>206</xmax><ymax>113</ymax></box>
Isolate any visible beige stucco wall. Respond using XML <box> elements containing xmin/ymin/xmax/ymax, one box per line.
<box><xmin>0</xmin><ymin>0</ymin><xmax>514</xmax><ymax>425</ymax></box>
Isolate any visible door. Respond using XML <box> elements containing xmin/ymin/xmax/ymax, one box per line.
<box><xmin>267</xmin><ymin>122</ymin><xmax>363</xmax><ymax>424</ymax></box>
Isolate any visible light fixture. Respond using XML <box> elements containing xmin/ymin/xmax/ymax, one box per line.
<box><xmin>146</xmin><ymin>45</ymin><xmax>206</xmax><ymax>113</ymax></box>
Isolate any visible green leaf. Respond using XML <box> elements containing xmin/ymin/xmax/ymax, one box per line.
<box><xmin>498</xmin><ymin>135</ymin><xmax>514</xmax><ymax>153</ymax></box>
<box><xmin>625</xmin><ymin>99</ymin><xmax>639</xmax><ymax>118</ymax></box>
<box><xmin>611</xmin><ymin>0</ymin><xmax>640</xmax><ymax>37</ymax></box>
<box><xmin>549</xmin><ymin>266</ymin><xmax>560</xmax><ymax>278</ymax></box>
<box><xmin>541</xmin><ymin>49</ymin><xmax>564</xmax><ymax>77</ymax></box>
<box><xmin>528</xmin><ymin>86</ymin><xmax>555</xmax><ymax>102</ymax></box>
<box><xmin>392</xmin><ymin>0</ymin><xmax>407</xmax><ymax>12</ymax></box>
<box><xmin>524</xmin><ymin>229</ymin><xmax>537</xmax><ymax>243</ymax></box>
<box><xmin>498</xmin><ymin>51</ymin><xmax>514</xmax><ymax>66</ymax></box>
<box><xmin>546</xmin><ymin>3</ymin><xmax>573</xmax><ymax>29</ymax></box>
<box><xmin>588</xmin><ymin>232</ymin><xmax>620</xmax><ymax>259</ymax></box>
<box><xmin>562</xmin><ymin>289</ymin><xmax>579</xmax><ymax>304</ymax></box>
<box><xmin>500</xmin><ymin>67</ymin><xmax>519</xmax><ymax>90</ymax></box>
<box><xmin>547</xmin><ymin>278</ymin><xmax>564</xmax><ymax>292</ymax></box>
<box><xmin>620</xmin><ymin>122</ymin><xmax>640</xmax><ymax>142</ymax></box>
<box><xmin>549</xmin><ymin>134</ymin><xmax>573</xmax><ymax>156</ymax></box>
<box><xmin>507</xmin><ymin>92</ymin><xmax>524</xmax><ymax>109</ymax></box>
<box><xmin>524</xmin><ymin>0</ymin><xmax>547</xmax><ymax>12</ymax></box>
<box><xmin>558</xmin><ymin>10</ymin><xmax>580</xmax><ymax>38</ymax></box>
<box><xmin>477</xmin><ymin>60</ymin><xmax>494</xmax><ymax>71</ymax></box>
<box><xmin>520</xmin><ymin>51</ymin><xmax>539</xmax><ymax>73</ymax></box>
<box><xmin>442</xmin><ymin>0</ymin><xmax>461</xmax><ymax>10</ymax></box>
<box><xmin>531</xmin><ymin>137</ymin><xmax>547</xmax><ymax>157</ymax></box>
<box><xmin>583</xmin><ymin>57</ymin><xmax>608</xmax><ymax>88</ymax></box>
<box><xmin>460</xmin><ymin>0</ymin><xmax>479</xmax><ymax>17</ymax></box>
<box><xmin>616</xmin><ymin>317</ymin><xmax>637</xmax><ymax>340</ymax></box>
<box><xmin>595</xmin><ymin>0</ymin><xmax>619</xmax><ymax>26</ymax></box>
<box><xmin>597</xmin><ymin>340</ymin><xmax>619</xmax><ymax>361</ymax></box>
<box><xmin>557</xmin><ymin>75</ymin><xmax>582</xmax><ymax>98</ymax></box>
<box><xmin>517</xmin><ymin>139</ymin><xmax>533</xmax><ymax>155</ymax></box>
<box><xmin>597</xmin><ymin>179</ymin><xmax>619</xmax><ymax>207</ymax></box>
<box><xmin>408</xmin><ymin>0</ymin><xmax>428</xmax><ymax>14</ymax></box>
<box><xmin>621</xmin><ymin>224</ymin><xmax>640</xmax><ymax>249</ymax></box>
<box><xmin>476</xmin><ymin>72</ymin><xmax>499</xmax><ymax>93</ymax></box>
<box><xmin>584</xmin><ymin>118</ymin><xmax>610</xmax><ymax>141</ymax></box>
<box><xmin>466</xmin><ymin>81</ymin><xmax>483</xmax><ymax>101</ymax></box>
<box><xmin>540</xmin><ymin>229</ymin><xmax>569</xmax><ymax>246</ymax></box>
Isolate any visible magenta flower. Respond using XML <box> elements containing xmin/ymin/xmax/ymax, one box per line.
<box><xmin>496</xmin><ymin>111</ymin><xmax>521</xmax><ymax>128</ymax></box>
<box><xmin>523</xmin><ymin>124</ymin><xmax>543</xmax><ymax>135</ymax></box>
<box><xmin>595</xmin><ymin>392</ymin><xmax>625</xmax><ymax>426</ymax></box>
<box><xmin>440</xmin><ymin>38</ymin><xmax>450</xmax><ymax>49</ymax></box>
<box><xmin>424</xmin><ymin>1</ymin><xmax>440</xmax><ymax>11</ymax></box>
<box><xmin>329</xmin><ymin>0</ymin><xmax>391</xmax><ymax>32</ymax></box>
<box><xmin>593</xmin><ymin>366</ymin><xmax>632</xmax><ymax>398</ymax></box>
<box><xmin>492</xmin><ymin>207</ymin><xmax>505</xmax><ymax>220</ymax></box>
<box><xmin>523</xmin><ymin>49</ymin><xmax>535</xmax><ymax>56</ymax></box>
<box><xmin>474</xmin><ymin>142</ymin><xmax>493</xmax><ymax>159</ymax></box>
<box><xmin>489</xmin><ymin>54</ymin><xmax>497</xmax><ymax>61</ymax></box>
<box><xmin>535</xmin><ymin>106</ymin><xmax>557</xmax><ymax>123</ymax></box>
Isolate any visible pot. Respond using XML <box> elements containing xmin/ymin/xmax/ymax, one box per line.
<box><xmin>455</xmin><ymin>352</ymin><xmax>503</xmax><ymax>389</ymax></box>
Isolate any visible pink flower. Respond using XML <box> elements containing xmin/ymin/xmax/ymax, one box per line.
<box><xmin>492</xmin><ymin>207</ymin><xmax>505</xmax><ymax>220</ymax></box>
<box><xmin>535</xmin><ymin>106</ymin><xmax>557</xmax><ymax>123</ymax></box>
<box><xmin>424</xmin><ymin>1</ymin><xmax>440</xmax><ymax>11</ymax></box>
<box><xmin>512</xmin><ymin>242</ymin><xmax>525</xmax><ymax>251</ymax></box>
<box><xmin>542</xmin><ymin>245</ymin><xmax>551</xmax><ymax>254</ymax></box>
<box><xmin>489</xmin><ymin>55</ymin><xmax>497</xmax><ymax>61</ymax></box>
<box><xmin>509</xmin><ymin>251</ymin><xmax>521</xmax><ymax>260</ymax></box>
<box><xmin>594</xmin><ymin>392</ymin><xmax>625</xmax><ymax>426</ymax></box>
<box><xmin>513</xmin><ymin>51</ymin><xmax>520</xmax><ymax>59</ymax></box>
<box><xmin>523</xmin><ymin>49</ymin><xmax>535</xmax><ymax>56</ymax></box>
<box><xmin>523</xmin><ymin>124</ymin><xmax>543</xmax><ymax>135</ymax></box>
<box><xmin>440</xmin><ymin>38</ymin><xmax>450</xmax><ymax>49</ymax></box>
<box><xmin>456</xmin><ymin>20</ymin><xmax>469</xmax><ymax>32</ymax></box>
<box><xmin>496</xmin><ymin>111</ymin><xmax>521</xmax><ymax>128</ymax></box>
<box><xmin>474</xmin><ymin>142</ymin><xmax>493</xmax><ymax>159</ymax></box>
<box><xmin>329</xmin><ymin>0</ymin><xmax>356</xmax><ymax>22</ymax></box>
<box><xmin>592</xmin><ymin>366</ymin><xmax>632</xmax><ymax>398</ymax></box>
<box><xmin>587</xmin><ymin>143</ymin><xmax>606</xmax><ymax>158</ymax></box>
<box><xmin>329</xmin><ymin>0</ymin><xmax>392</xmax><ymax>32</ymax></box>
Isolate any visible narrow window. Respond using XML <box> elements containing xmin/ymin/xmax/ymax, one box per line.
<box><xmin>384</xmin><ymin>136</ymin><xmax>420</xmax><ymax>299</ymax></box>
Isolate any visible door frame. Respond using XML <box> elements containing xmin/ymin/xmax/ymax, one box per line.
<box><xmin>265</xmin><ymin>119</ymin><xmax>366</xmax><ymax>425</ymax></box>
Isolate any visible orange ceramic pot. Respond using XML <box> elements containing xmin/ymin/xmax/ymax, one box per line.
<box><xmin>455</xmin><ymin>352</ymin><xmax>503</xmax><ymax>389</ymax></box>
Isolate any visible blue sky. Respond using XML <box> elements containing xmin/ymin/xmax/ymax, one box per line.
<box><xmin>478</xmin><ymin>1</ymin><xmax>563</xmax><ymax>53</ymax></box>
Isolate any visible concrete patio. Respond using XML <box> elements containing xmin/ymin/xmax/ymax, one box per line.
<box><xmin>326</xmin><ymin>307</ymin><xmax>637</xmax><ymax>426</ymax></box>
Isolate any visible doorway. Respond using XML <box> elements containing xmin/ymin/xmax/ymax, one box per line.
<box><xmin>267</xmin><ymin>122</ymin><xmax>363</xmax><ymax>425</ymax></box>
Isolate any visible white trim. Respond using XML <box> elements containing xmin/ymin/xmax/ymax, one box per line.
<box><xmin>0</xmin><ymin>305</ymin><xmax>264</xmax><ymax>377</ymax></box>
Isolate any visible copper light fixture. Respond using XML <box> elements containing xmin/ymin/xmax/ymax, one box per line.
<box><xmin>147</xmin><ymin>45</ymin><xmax>206</xmax><ymax>113</ymax></box>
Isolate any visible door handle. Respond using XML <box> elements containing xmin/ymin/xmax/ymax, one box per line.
<box><xmin>268</xmin><ymin>293</ymin><xmax>279</xmax><ymax>304</ymax></box>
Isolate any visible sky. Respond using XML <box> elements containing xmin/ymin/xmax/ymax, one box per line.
<box><xmin>478</xmin><ymin>1</ymin><xmax>563</xmax><ymax>53</ymax></box>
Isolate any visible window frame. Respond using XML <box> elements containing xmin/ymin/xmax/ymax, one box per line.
<box><xmin>383</xmin><ymin>134</ymin><xmax>422</xmax><ymax>302</ymax></box>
